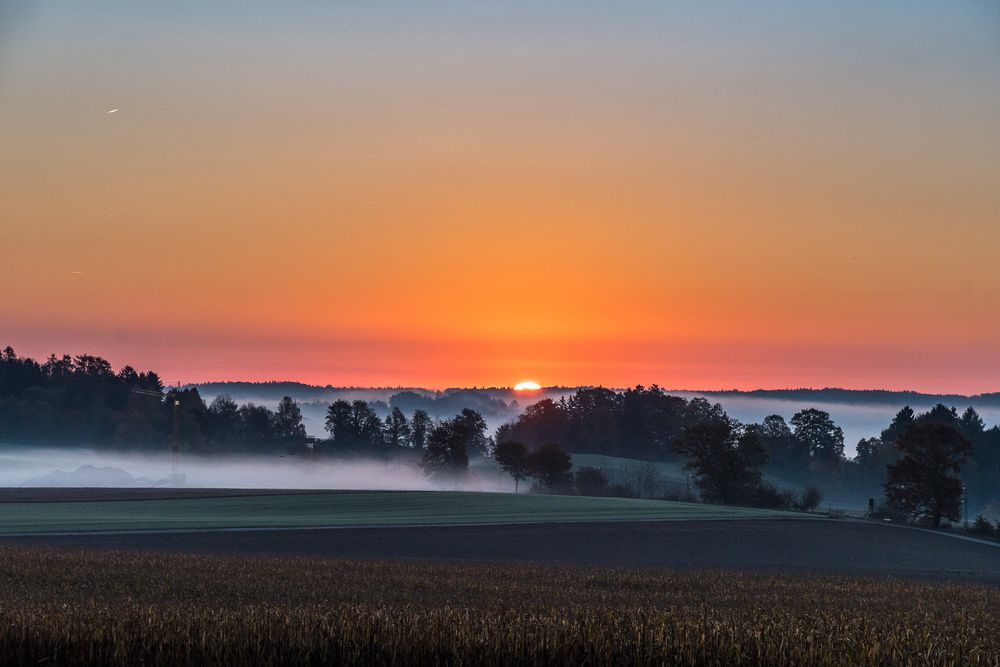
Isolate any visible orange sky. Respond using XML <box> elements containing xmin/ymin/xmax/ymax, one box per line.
<box><xmin>2</xmin><ymin>3</ymin><xmax>999</xmax><ymax>392</ymax></box>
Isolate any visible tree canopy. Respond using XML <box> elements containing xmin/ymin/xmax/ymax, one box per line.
<box><xmin>884</xmin><ymin>423</ymin><xmax>972</xmax><ymax>527</ymax></box>
<box><xmin>493</xmin><ymin>440</ymin><xmax>531</xmax><ymax>493</ymax></box>
<box><xmin>674</xmin><ymin>416</ymin><xmax>768</xmax><ymax>505</ymax></box>
<box><xmin>421</xmin><ymin>417</ymin><xmax>471</xmax><ymax>482</ymax></box>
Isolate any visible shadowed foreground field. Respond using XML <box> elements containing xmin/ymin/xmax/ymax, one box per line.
<box><xmin>0</xmin><ymin>546</ymin><xmax>998</xmax><ymax>666</ymax></box>
<box><xmin>7</xmin><ymin>519</ymin><xmax>1000</xmax><ymax>582</ymax></box>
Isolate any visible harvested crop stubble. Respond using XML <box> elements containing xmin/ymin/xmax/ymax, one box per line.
<box><xmin>0</xmin><ymin>546</ymin><xmax>997</xmax><ymax>665</ymax></box>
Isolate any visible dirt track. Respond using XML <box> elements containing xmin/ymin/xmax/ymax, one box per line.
<box><xmin>5</xmin><ymin>519</ymin><xmax>1000</xmax><ymax>583</ymax></box>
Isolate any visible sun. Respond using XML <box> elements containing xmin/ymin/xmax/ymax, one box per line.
<box><xmin>513</xmin><ymin>380</ymin><xmax>542</xmax><ymax>392</ymax></box>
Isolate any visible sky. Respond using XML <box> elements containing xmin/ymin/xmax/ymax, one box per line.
<box><xmin>2</xmin><ymin>1</ymin><xmax>999</xmax><ymax>392</ymax></box>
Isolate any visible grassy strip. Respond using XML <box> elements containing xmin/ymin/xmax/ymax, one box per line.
<box><xmin>0</xmin><ymin>490</ymin><xmax>803</xmax><ymax>534</ymax></box>
<box><xmin>0</xmin><ymin>546</ymin><xmax>997</xmax><ymax>665</ymax></box>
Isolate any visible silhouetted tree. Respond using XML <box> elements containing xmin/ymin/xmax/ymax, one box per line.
<box><xmin>493</xmin><ymin>439</ymin><xmax>531</xmax><ymax>492</ymax></box>
<box><xmin>497</xmin><ymin>398</ymin><xmax>568</xmax><ymax>451</ymax></box>
<box><xmin>273</xmin><ymin>396</ymin><xmax>306</xmax><ymax>444</ymax></box>
<box><xmin>113</xmin><ymin>392</ymin><xmax>164</xmax><ymax>448</ymax></box>
<box><xmin>530</xmin><ymin>442</ymin><xmax>573</xmax><ymax>493</ymax></box>
<box><xmin>498</xmin><ymin>388</ymin><xmax>703</xmax><ymax>461</ymax></box>
<box><xmin>324</xmin><ymin>400</ymin><xmax>353</xmax><ymax>443</ymax></box>
<box><xmin>751</xmin><ymin>482</ymin><xmax>795</xmax><ymax>509</ymax></box>
<box><xmin>880</xmin><ymin>406</ymin><xmax>916</xmax><ymax>446</ymax></box>
<box><xmin>854</xmin><ymin>437</ymin><xmax>882</xmax><ymax>468</ymax></box>
<box><xmin>238</xmin><ymin>402</ymin><xmax>276</xmax><ymax>451</ymax></box>
<box><xmin>684</xmin><ymin>397</ymin><xmax>727</xmax><ymax>426</ymax></box>
<box><xmin>166</xmin><ymin>388</ymin><xmax>210</xmax><ymax>453</ymax></box>
<box><xmin>352</xmin><ymin>400</ymin><xmax>386</xmax><ymax>450</ymax></box>
<box><xmin>971</xmin><ymin>426</ymin><xmax>1000</xmax><ymax>513</ymax></box>
<box><xmin>619</xmin><ymin>385</ymin><xmax>688</xmax><ymax>460</ymax></box>
<box><xmin>674</xmin><ymin>417</ymin><xmax>768</xmax><ymax>505</ymax></box>
<box><xmin>752</xmin><ymin>414</ymin><xmax>808</xmax><ymax>472</ymax></box>
<box><xmin>959</xmin><ymin>407</ymin><xmax>986</xmax><ymax>439</ymax></box>
<box><xmin>797</xmin><ymin>484</ymin><xmax>823</xmax><ymax>512</ymax></box>
<box><xmin>410</xmin><ymin>409</ymin><xmax>432</xmax><ymax>449</ymax></box>
<box><xmin>565</xmin><ymin>388</ymin><xmax>621</xmax><ymax>455</ymax></box>
<box><xmin>790</xmin><ymin>408</ymin><xmax>844</xmax><ymax>469</ymax></box>
<box><xmin>855</xmin><ymin>434</ymin><xmax>899</xmax><ymax>482</ymax></box>
<box><xmin>422</xmin><ymin>418</ymin><xmax>469</xmax><ymax>482</ymax></box>
<box><xmin>455</xmin><ymin>408</ymin><xmax>490</xmax><ymax>458</ymax></box>
<box><xmin>389</xmin><ymin>389</ymin><xmax>511</xmax><ymax>421</ymax></box>
<box><xmin>884</xmin><ymin>423</ymin><xmax>972</xmax><ymax>527</ymax></box>
<box><xmin>917</xmin><ymin>403</ymin><xmax>959</xmax><ymax>427</ymax></box>
<box><xmin>324</xmin><ymin>399</ymin><xmax>384</xmax><ymax>452</ymax></box>
<box><xmin>207</xmin><ymin>394</ymin><xmax>241</xmax><ymax>447</ymax></box>
<box><xmin>384</xmin><ymin>407</ymin><xmax>411</xmax><ymax>449</ymax></box>
<box><xmin>41</xmin><ymin>353</ymin><xmax>73</xmax><ymax>384</ymax></box>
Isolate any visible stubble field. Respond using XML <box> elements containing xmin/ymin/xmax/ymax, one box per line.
<box><xmin>0</xmin><ymin>546</ymin><xmax>998</xmax><ymax>665</ymax></box>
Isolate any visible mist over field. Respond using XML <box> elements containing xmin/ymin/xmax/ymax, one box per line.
<box><xmin>193</xmin><ymin>385</ymin><xmax>574</xmax><ymax>444</ymax></box>
<box><xmin>195</xmin><ymin>383</ymin><xmax>1000</xmax><ymax>458</ymax></box>
<box><xmin>0</xmin><ymin>447</ymin><xmax>509</xmax><ymax>493</ymax></box>
<box><xmin>678</xmin><ymin>394</ymin><xmax>1000</xmax><ymax>457</ymax></box>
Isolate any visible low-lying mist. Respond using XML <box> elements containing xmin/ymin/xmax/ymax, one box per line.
<box><xmin>220</xmin><ymin>390</ymin><xmax>1000</xmax><ymax>459</ymax></box>
<box><xmin>677</xmin><ymin>393</ymin><xmax>1000</xmax><ymax>456</ymax></box>
<box><xmin>0</xmin><ymin>447</ymin><xmax>511</xmax><ymax>493</ymax></box>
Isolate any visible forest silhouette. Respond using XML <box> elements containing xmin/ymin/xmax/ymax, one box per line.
<box><xmin>2</xmin><ymin>346</ymin><xmax>999</xmax><ymax>520</ymax></box>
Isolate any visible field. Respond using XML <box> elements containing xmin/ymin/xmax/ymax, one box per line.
<box><xmin>0</xmin><ymin>489</ymin><xmax>801</xmax><ymax>534</ymax></box>
<box><xmin>3</xmin><ymin>489</ymin><xmax>1000</xmax><ymax>664</ymax></box>
<box><xmin>2</xmin><ymin>489</ymin><xmax>999</xmax><ymax>581</ymax></box>
<box><xmin>1</xmin><ymin>545</ymin><xmax>999</xmax><ymax>665</ymax></box>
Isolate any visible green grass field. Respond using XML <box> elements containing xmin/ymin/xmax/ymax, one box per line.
<box><xmin>0</xmin><ymin>490</ymin><xmax>806</xmax><ymax>534</ymax></box>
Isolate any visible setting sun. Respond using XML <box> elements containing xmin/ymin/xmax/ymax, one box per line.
<box><xmin>514</xmin><ymin>381</ymin><xmax>542</xmax><ymax>392</ymax></box>
<box><xmin>1</xmin><ymin>4</ymin><xmax>998</xmax><ymax>660</ymax></box>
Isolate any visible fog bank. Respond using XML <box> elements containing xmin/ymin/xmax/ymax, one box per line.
<box><xmin>676</xmin><ymin>393</ymin><xmax>1000</xmax><ymax>456</ymax></box>
<box><xmin>0</xmin><ymin>447</ymin><xmax>510</xmax><ymax>493</ymax></box>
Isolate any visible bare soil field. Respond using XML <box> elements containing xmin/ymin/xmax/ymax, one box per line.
<box><xmin>6</xmin><ymin>518</ymin><xmax>1000</xmax><ymax>583</ymax></box>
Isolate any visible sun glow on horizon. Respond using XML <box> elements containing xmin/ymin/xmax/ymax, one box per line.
<box><xmin>2</xmin><ymin>3</ymin><xmax>999</xmax><ymax>393</ymax></box>
<box><xmin>514</xmin><ymin>381</ymin><xmax>542</xmax><ymax>392</ymax></box>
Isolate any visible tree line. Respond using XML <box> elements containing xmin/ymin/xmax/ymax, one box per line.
<box><xmin>3</xmin><ymin>348</ymin><xmax>999</xmax><ymax>523</ymax></box>
<box><xmin>0</xmin><ymin>347</ymin><xmax>307</xmax><ymax>452</ymax></box>
<box><xmin>494</xmin><ymin>385</ymin><xmax>1000</xmax><ymax>523</ymax></box>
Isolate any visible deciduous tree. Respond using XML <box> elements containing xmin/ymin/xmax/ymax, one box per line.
<box><xmin>422</xmin><ymin>418</ymin><xmax>469</xmax><ymax>482</ymax></box>
<box><xmin>410</xmin><ymin>409</ymin><xmax>432</xmax><ymax>450</ymax></box>
<box><xmin>493</xmin><ymin>439</ymin><xmax>531</xmax><ymax>493</ymax></box>
<box><xmin>674</xmin><ymin>417</ymin><xmax>768</xmax><ymax>505</ymax></box>
<box><xmin>456</xmin><ymin>408</ymin><xmax>490</xmax><ymax>458</ymax></box>
<box><xmin>530</xmin><ymin>442</ymin><xmax>573</xmax><ymax>493</ymax></box>
<box><xmin>884</xmin><ymin>423</ymin><xmax>972</xmax><ymax>527</ymax></box>
<box><xmin>273</xmin><ymin>396</ymin><xmax>306</xmax><ymax>443</ymax></box>
<box><xmin>790</xmin><ymin>408</ymin><xmax>844</xmax><ymax>468</ymax></box>
<box><xmin>384</xmin><ymin>407</ymin><xmax>411</xmax><ymax>449</ymax></box>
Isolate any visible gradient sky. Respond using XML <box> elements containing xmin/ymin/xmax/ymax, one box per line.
<box><xmin>2</xmin><ymin>2</ymin><xmax>999</xmax><ymax>391</ymax></box>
